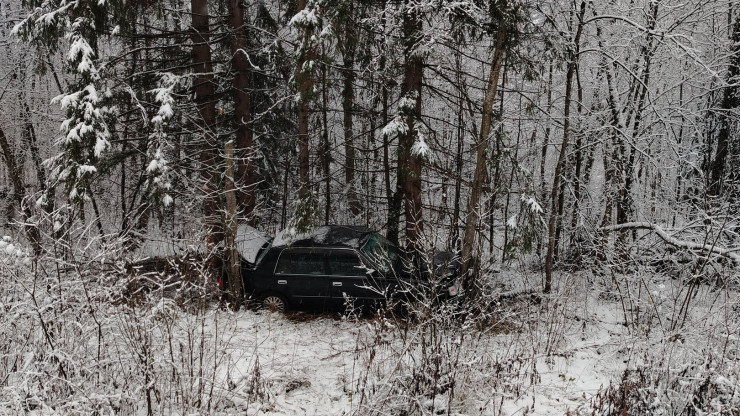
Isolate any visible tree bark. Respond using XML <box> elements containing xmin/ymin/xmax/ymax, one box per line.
<box><xmin>460</xmin><ymin>25</ymin><xmax>508</xmax><ymax>284</ymax></box>
<box><xmin>374</xmin><ymin>0</ymin><xmax>399</xmax><ymax>246</ymax></box>
<box><xmin>451</xmin><ymin>53</ymin><xmax>465</xmax><ymax>250</ymax></box>
<box><xmin>341</xmin><ymin>6</ymin><xmax>361</xmax><ymax>217</ymax></box>
<box><xmin>296</xmin><ymin>0</ymin><xmax>315</xmax><ymax>225</ymax></box>
<box><xmin>321</xmin><ymin>60</ymin><xmax>331</xmax><ymax>224</ymax></box>
<box><xmin>190</xmin><ymin>0</ymin><xmax>221</xmax><ymax>270</ymax></box>
<box><xmin>0</xmin><ymin>127</ymin><xmax>41</xmax><ymax>255</ymax></box>
<box><xmin>400</xmin><ymin>0</ymin><xmax>424</xmax><ymax>252</ymax></box>
<box><xmin>223</xmin><ymin>140</ymin><xmax>242</xmax><ymax>309</ymax></box>
<box><xmin>708</xmin><ymin>15</ymin><xmax>740</xmax><ymax>197</ymax></box>
<box><xmin>228</xmin><ymin>0</ymin><xmax>255</xmax><ymax>224</ymax></box>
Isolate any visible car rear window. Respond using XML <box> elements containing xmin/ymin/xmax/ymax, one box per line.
<box><xmin>360</xmin><ymin>233</ymin><xmax>402</xmax><ymax>274</ymax></box>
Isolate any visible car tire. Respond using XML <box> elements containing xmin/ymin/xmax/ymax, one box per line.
<box><xmin>261</xmin><ymin>293</ymin><xmax>288</xmax><ymax>313</ymax></box>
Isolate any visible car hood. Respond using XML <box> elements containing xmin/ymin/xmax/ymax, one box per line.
<box><xmin>236</xmin><ymin>224</ymin><xmax>272</xmax><ymax>264</ymax></box>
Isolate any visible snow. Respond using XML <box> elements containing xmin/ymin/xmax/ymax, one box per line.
<box><xmin>272</xmin><ymin>226</ymin><xmax>300</xmax><ymax>247</ymax></box>
<box><xmin>67</xmin><ymin>36</ymin><xmax>97</xmax><ymax>75</ymax></box>
<box><xmin>77</xmin><ymin>164</ymin><xmax>97</xmax><ymax>175</ymax></box>
<box><xmin>160</xmin><ymin>286</ymin><xmax>626</xmax><ymax>415</ymax></box>
<box><xmin>271</xmin><ymin>226</ymin><xmax>366</xmax><ymax>249</ymax></box>
<box><xmin>410</xmin><ymin>134</ymin><xmax>431</xmax><ymax>158</ymax></box>
<box><xmin>522</xmin><ymin>194</ymin><xmax>543</xmax><ymax>215</ymax></box>
<box><xmin>398</xmin><ymin>93</ymin><xmax>417</xmax><ymax>112</ymax></box>
<box><xmin>94</xmin><ymin>137</ymin><xmax>108</xmax><ymax>157</ymax></box>
<box><xmin>54</xmin><ymin>91</ymin><xmax>81</xmax><ymax>110</ymax></box>
<box><xmin>381</xmin><ymin>115</ymin><xmax>408</xmax><ymax>138</ymax></box>
<box><xmin>1</xmin><ymin>261</ymin><xmax>739</xmax><ymax>414</ymax></box>
<box><xmin>145</xmin><ymin>75</ymin><xmax>177</xmax><ymax>207</ymax></box>
<box><xmin>236</xmin><ymin>224</ymin><xmax>271</xmax><ymax>263</ymax></box>
<box><xmin>64</xmin><ymin>126</ymin><xmax>80</xmax><ymax>142</ymax></box>
<box><xmin>507</xmin><ymin>214</ymin><xmax>518</xmax><ymax>229</ymax></box>
<box><xmin>146</xmin><ymin>158</ymin><xmax>160</xmax><ymax>173</ymax></box>
<box><xmin>272</xmin><ymin>226</ymin><xmax>332</xmax><ymax>247</ymax></box>
<box><xmin>83</xmin><ymin>84</ymin><xmax>99</xmax><ymax>102</ymax></box>
<box><xmin>289</xmin><ymin>8</ymin><xmax>320</xmax><ymax>28</ymax></box>
<box><xmin>157</xmin><ymin>102</ymin><xmax>173</xmax><ymax>119</ymax></box>
<box><xmin>0</xmin><ymin>236</ymin><xmax>31</xmax><ymax>266</ymax></box>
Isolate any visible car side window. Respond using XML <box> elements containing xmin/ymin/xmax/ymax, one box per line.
<box><xmin>275</xmin><ymin>250</ymin><xmax>326</xmax><ymax>275</ymax></box>
<box><xmin>327</xmin><ymin>251</ymin><xmax>366</xmax><ymax>277</ymax></box>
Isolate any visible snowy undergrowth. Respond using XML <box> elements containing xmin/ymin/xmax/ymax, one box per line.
<box><xmin>577</xmin><ymin>267</ymin><xmax>740</xmax><ymax>416</ymax></box>
<box><xmin>1</xmin><ymin>253</ymin><xmax>738</xmax><ymax>415</ymax></box>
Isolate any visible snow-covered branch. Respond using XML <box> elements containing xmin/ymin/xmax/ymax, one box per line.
<box><xmin>600</xmin><ymin>222</ymin><xmax>740</xmax><ymax>264</ymax></box>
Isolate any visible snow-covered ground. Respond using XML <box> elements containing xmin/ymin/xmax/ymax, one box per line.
<box><xmin>195</xmin><ymin>267</ymin><xmax>740</xmax><ymax>415</ymax></box>
<box><xmin>208</xmin><ymin>304</ymin><xmax>624</xmax><ymax>415</ymax></box>
<box><xmin>2</xmin><ymin>260</ymin><xmax>739</xmax><ymax>415</ymax></box>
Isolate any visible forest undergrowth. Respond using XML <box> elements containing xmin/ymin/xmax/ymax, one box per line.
<box><xmin>0</xmin><ymin>234</ymin><xmax>739</xmax><ymax>415</ymax></box>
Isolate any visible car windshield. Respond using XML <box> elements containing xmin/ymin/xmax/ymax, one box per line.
<box><xmin>360</xmin><ymin>233</ymin><xmax>402</xmax><ymax>274</ymax></box>
<box><xmin>254</xmin><ymin>241</ymin><xmax>272</xmax><ymax>266</ymax></box>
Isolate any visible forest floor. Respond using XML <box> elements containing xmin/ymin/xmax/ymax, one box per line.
<box><xmin>210</xmin><ymin>298</ymin><xmax>620</xmax><ymax>415</ymax></box>
<box><xmin>4</xmin><ymin>261</ymin><xmax>738</xmax><ymax>415</ymax></box>
<box><xmin>176</xmin><ymin>266</ymin><xmax>740</xmax><ymax>415</ymax></box>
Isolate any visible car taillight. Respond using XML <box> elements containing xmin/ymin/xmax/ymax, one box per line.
<box><xmin>448</xmin><ymin>282</ymin><xmax>458</xmax><ymax>297</ymax></box>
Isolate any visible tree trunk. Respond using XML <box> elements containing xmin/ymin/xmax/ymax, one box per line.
<box><xmin>460</xmin><ymin>25</ymin><xmax>508</xmax><ymax>284</ymax></box>
<box><xmin>538</xmin><ymin>62</ymin><xmax>554</xmax><ymax>257</ymax></box>
<box><xmin>321</xmin><ymin>60</ymin><xmax>331</xmax><ymax>224</ymax></box>
<box><xmin>378</xmin><ymin>0</ymin><xmax>399</xmax><ymax>246</ymax></box>
<box><xmin>296</xmin><ymin>0</ymin><xmax>315</xmax><ymax>226</ymax></box>
<box><xmin>544</xmin><ymin>1</ymin><xmax>586</xmax><ymax>293</ymax></box>
<box><xmin>341</xmin><ymin>7</ymin><xmax>361</xmax><ymax>217</ymax></box>
<box><xmin>401</xmin><ymin>0</ymin><xmax>424</xmax><ymax>252</ymax></box>
<box><xmin>451</xmin><ymin>53</ymin><xmax>465</xmax><ymax>250</ymax></box>
<box><xmin>191</xmin><ymin>0</ymin><xmax>221</xmax><ymax>271</ymax></box>
<box><xmin>708</xmin><ymin>15</ymin><xmax>740</xmax><ymax>197</ymax></box>
<box><xmin>228</xmin><ymin>0</ymin><xmax>255</xmax><ymax>224</ymax></box>
<box><xmin>223</xmin><ymin>140</ymin><xmax>242</xmax><ymax>309</ymax></box>
<box><xmin>0</xmin><ymin>127</ymin><xmax>41</xmax><ymax>255</ymax></box>
<box><xmin>569</xmin><ymin>67</ymin><xmax>585</xmax><ymax>246</ymax></box>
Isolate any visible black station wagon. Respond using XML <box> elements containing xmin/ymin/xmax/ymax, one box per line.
<box><xmin>238</xmin><ymin>225</ymin><xmax>460</xmax><ymax>313</ymax></box>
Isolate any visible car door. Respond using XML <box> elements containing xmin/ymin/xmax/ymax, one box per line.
<box><xmin>326</xmin><ymin>249</ymin><xmax>385</xmax><ymax>310</ymax></box>
<box><xmin>273</xmin><ymin>248</ymin><xmax>330</xmax><ymax>309</ymax></box>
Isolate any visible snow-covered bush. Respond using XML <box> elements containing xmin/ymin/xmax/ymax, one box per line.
<box><xmin>0</xmin><ymin>225</ymin><xmax>236</xmax><ymax>413</ymax></box>
<box><xmin>586</xmin><ymin>357</ymin><xmax>740</xmax><ymax>415</ymax></box>
<box><xmin>0</xmin><ymin>235</ymin><xmax>32</xmax><ymax>267</ymax></box>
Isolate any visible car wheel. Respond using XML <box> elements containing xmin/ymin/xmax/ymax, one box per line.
<box><xmin>261</xmin><ymin>294</ymin><xmax>288</xmax><ymax>313</ymax></box>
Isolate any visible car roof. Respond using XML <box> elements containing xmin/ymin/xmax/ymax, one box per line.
<box><xmin>272</xmin><ymin>225</ymin><xmax>373</xmax><ymax>249</ymax></box>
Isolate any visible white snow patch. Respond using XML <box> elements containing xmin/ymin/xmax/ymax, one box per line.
<box><xmin>522</xmin><ymin>194</ymin><xmax>543</xmax><ymax>214</ymax></box>
<box><xmin>410</xmin><ymin>133</ymin><xmax>431</xmax><ymax>158</ymax></box>
<box><xmin>235</xmin><ymin>224</ymin><xmax>271</xmax><ymax>263</ymax></box>
<box><xmin>289</xmin><ymin>8</ymin><xmax>320</xmax><ymax>27</ymax></box>
<box><xmin>382</xmin><ymin>115</ymin><xmax>408</xmax><ymax>138</ymax></box>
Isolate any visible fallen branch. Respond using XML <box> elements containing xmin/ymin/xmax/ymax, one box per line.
<box><xmin>600</xmin><ymin>222</ymin><xmax>740</xmax><ymax>265</ymax></box>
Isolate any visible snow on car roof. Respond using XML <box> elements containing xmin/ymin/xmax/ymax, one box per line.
<box><xmin>272</xmin><ymin>225</ymin><xmax>373</xmax><ymax>249</ymax></box>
